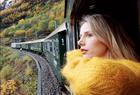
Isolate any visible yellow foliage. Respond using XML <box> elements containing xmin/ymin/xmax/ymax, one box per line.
<box><xmin>25</xmin><ymin>65</ymin><xmax>33</xmax><ymax>76</ymax></box>
<box><xmin>49</xmin><ymin>11</ymin><xmax>55</xmax><ymax>19</ymax></box>
<box><xmin>25</xmin><ymin>29</ymin><xmax>32</xmax><ymax>37</ymax></box>
<box><xmin>46</xmin><ymin>0</ymin><xmax>64</xmax><ymax>23</ymax></box>
<box><xmin>14</xmin><ymin>30</ymin><xmax>25</xmax><ymax>37</ymax></box>
<box><xmin>23</xmin><ymin>55</ymin><xmax>32</xmax><ymax>63</ymax></box>
<box><xmin>48</xmin><ymin>20</ymin><xmax>55</xmax><ymax>31</ymax></box>
<box><xmin>0</xmin><ymin>80</ymin><xmax>17</xmax><ymax>95</ymax></box>
<box><xmin>0</xmin><ymin>65</ymin><xmax>13</xmax><ymax>80</ymax></box>
<box><xmin>0</xmin><ymin>32</ymin><xmax>5</xmax><ymax>38</ymax></box>
<box><xmin>18</xmin><ymin>19</ymin><xmax>25</xmax><ymax>25</ymax></box>
<box><xmin>0</xmin><ymin>8</ymin><xmax>13</xmax><ymax>17</ymax></box>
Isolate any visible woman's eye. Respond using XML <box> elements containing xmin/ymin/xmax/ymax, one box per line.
<box><xmin>86</xmin><ymin>34</ymin><xmax>93</xmax><ymax>37</ymax></box>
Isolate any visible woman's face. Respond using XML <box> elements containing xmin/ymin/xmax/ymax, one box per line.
<box><xmin>78</xmin><ymin>22</ymin><xmax>108</xmax><ymax>58</ymax></box>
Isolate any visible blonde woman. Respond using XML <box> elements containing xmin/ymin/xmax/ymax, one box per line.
<box><xmin>61</xmin><ymin>14</ymin><xmax>140</xmax><ymax>95</ymax></box>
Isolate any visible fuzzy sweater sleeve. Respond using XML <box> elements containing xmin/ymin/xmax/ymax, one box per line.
<box><xmin>61</xmin><ymin>50</ymin><xmax>140</xmax><ymax>95</ymax></box>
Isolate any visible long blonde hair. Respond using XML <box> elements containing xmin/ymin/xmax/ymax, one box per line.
<box><xmin>80</xmin><ymin>14</ymin><xmax>139</xmax><ymax>61</ymax></box>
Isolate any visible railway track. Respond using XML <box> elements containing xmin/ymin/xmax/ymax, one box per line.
<box><xmin>17</xmin><ymin>50</ymin><xmax>61</xmax><ymax>95</ymax></box>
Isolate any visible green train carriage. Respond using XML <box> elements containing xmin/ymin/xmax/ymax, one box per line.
<box><xmin>43</xmin><ymin>22</ymin><xmax>67</xmax><ymax>83</ymax></box>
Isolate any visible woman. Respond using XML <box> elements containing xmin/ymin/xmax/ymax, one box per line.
<box><xmin>61</xmin><ymin>14</ymin><xmax>140</xmax><ymax>95</ymax></box>
<box><xmin>78</xmin><ymin>14</ymin><xmax>139</xmax><ymax>60</ymax></box>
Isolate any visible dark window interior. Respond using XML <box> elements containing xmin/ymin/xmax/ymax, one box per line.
<box><xmin>71</xmin><ymin>0</ymin><xmax>140</xmax><ymax>55</ymax></box>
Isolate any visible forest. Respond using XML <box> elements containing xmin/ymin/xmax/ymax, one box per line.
<box><xmin>0</xmin><ymin>0</ymin><xmax>64</xmax><ymax>94</ymax></box>
<box><xmin>0</xmin><ymin>0</ymin><xmax>64</xmax><ymax>45</ymax></box>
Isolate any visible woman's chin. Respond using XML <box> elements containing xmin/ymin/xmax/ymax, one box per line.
<box><xmin>83</xmin><ymin>54</ymin><xmax>93</xmax><ymax>58</ymax></box>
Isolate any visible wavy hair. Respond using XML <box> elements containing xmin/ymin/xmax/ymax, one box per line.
<box><xmin>80</xmin><ymin>14</ymin><xmax>139</xmax><ymax>61</ymax></box>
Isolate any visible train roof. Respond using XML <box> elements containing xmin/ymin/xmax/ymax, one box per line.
<box><xmin>44</xmin><ymin>22</ymin><xmax>66</xmax><ymax>40</ymax></box>
<box><xmin>15</xmin><ymin>38</ymin><xmax>45</xmax><ymax>45</ymax></box>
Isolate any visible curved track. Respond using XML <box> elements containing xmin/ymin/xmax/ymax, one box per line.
<box><xmin>18</xmin><ymin>50</ymin><xmax>61</xmax><ymax>95</ymax></box>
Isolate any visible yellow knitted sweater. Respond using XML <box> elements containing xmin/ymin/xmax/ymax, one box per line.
<box><xmin>61</xmin><ymin>49</ymin><xmax>140</xmax><ymax>95</ymax></box>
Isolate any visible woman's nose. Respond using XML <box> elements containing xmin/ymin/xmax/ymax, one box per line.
<box><xmin>78</xmin><ymin>38</ymin><xmax>85</xmax><ymax>46</ymax></box>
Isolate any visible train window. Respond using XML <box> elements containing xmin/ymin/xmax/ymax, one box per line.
<box><xmin>61</xmin><ymin>38</ymin><xmax>64</xmax><ymax>45</ymax></box>
<box><xmin>45</xmin><ymin>42</ymin><xmax>48</xmax><ymax>51</ymax></box>
<box><xmin>52</xmin><ymin>41</ymin><xmax>55</xmax><ymax>56</ymax></box>
<box><xmin>67</xmin><ymin>0</ymin><xmax>140</xmax><ymax>53</ymax></box>
<box><xmin>54</xmin><ymin>39</ymin><xmax>59</xmax><ymax>59</ymax></box>
<box><xmin>46</xmin><ymin>42</ymin><xmax>49</xmax><ymax>50</ymax></box>
<box><xmin>49</xmin><ymin>42</ymin><xmax>53</xmax><ymax>52</ymax></box>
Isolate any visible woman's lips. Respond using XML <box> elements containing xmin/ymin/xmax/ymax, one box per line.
<box><xmin>80</xmin><ymin>48</ymin><xmax>88</xmax><ymax>54</ymax></box>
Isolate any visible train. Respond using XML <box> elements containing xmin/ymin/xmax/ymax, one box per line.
<box><xmin>11</xmin><ymin>22</ymin><xmax>67</xmax><ymax>83</ymax></box>
<box><xmin>11</xmin><ymin>0</ymin><xmax>140</xmax><ymax>88</ymax></box>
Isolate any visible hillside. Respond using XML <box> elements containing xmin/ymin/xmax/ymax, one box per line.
<box><xmin>0</xmin><ymin>46</ymin><xmax>37</xmax><ymax>95</ymax></box>
<box><xmin>0</xmin><ymin>0</ymin><xmax>64</xmax><ymax>45</ymax></box>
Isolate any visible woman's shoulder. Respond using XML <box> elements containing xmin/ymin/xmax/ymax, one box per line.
<box><xmin>88</xmin><ymin>57</ymin><xmax>140</xmax><ymax>76</ymax></box>
<box><xmin>62</xmin><ymin>57</ymin><xmax>140</xmax><ymax>95</ymax></box>
<box><xmin>117</xmin><ymin>59</ymin><xmax>140</xmax><ymax>79</ymax></box>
